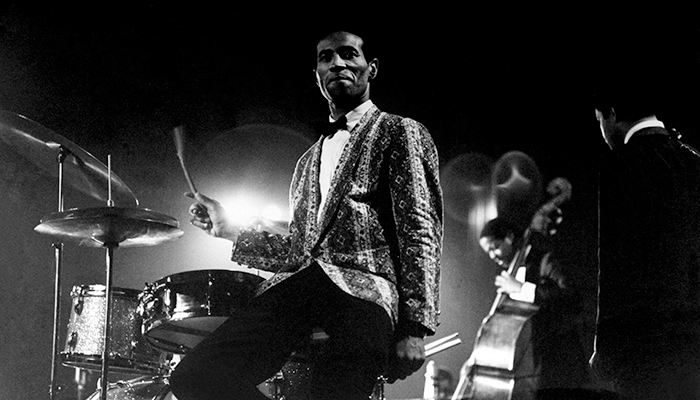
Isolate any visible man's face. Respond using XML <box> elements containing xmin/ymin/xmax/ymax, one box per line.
<box><xmin>315</xmin><ymin>32</ymin><xmax>377</xmax><ymax>104</ymax></box>
<box><xmin>480</xmin><ymin>235</ymin><xmax>515</xmax><ymax>266</ymax></box>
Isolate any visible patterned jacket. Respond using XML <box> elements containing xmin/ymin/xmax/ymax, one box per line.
<box><xmin>231</xmin><ymin>105</ymin><xmax>443</xmax><ymax>335</ymax></box>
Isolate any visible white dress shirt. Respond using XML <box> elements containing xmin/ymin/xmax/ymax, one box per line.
<box><xmin>318</xmin><ymin>100</ymin><xmax>374</xmax><ymax>219</ymax></box>
<box><xmin>509</xmin><ymin>266</ymin><xmax>536</xmax><ymax>303</ymax></box>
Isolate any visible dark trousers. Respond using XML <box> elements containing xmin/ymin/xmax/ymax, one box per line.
<box><xmin>169</xmin><ymin>264</ymin><xmax>394</xmax><ymax>400</ymax></box>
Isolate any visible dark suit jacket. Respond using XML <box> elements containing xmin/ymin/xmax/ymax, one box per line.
<box><xmin>594</xmin><ymin>127</ymin><xmax>700</xmax><ymax>370</ymax></box>
<box><xmin>232</xmin><ymin>105</ymin><xmax>443</xmax><ymax>335</ymax></box>
<box><xmin>522</xmin><ymin>235</ymin><xmax>589</xmax><ymax>388</ymax></box>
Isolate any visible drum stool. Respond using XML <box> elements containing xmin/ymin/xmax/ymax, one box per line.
<box><xmin>259</xmin><ymin>327</ymin><xmax>386</xmax><ymax>400</ymax></box>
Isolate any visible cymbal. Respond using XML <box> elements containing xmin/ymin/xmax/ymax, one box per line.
<box><xmin>34</xmin><ymin>207</ymin><xmax>184</xmax><ymax>247</ymax></box>
<box><xmin>0</xmin><ymin>110</ymin><xmax>138</xmax><ymax>207</ymax></box>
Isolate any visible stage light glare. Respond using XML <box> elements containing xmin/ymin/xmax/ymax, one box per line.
<box><xmin>261</xmin><ymin>205</ymin><xmax>284</xmax><ymax>221</ymax></box>
<box><xmin>470</xmin><ymin>198</ymin><xmax>497</xmax><ymax>233</ymax></box>
<box><xmin>220</xmin><ymin>194</ymin><xmax>288</xmax><ymax>229</ymax></box>
<box><xmin>221</xmin><ymin>195</ymin><xmax>259</xmax><ymax>226</ymax></box>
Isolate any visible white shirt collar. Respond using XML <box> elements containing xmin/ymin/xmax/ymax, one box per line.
<box><xmin>329</xmin><ymin>100</ymin><xmax>374</xmax><ymax>132</ymax></box>
<box><xmin>624</xmin><ymin>117</ymin><xmax>665</xmax><ymax>144</ymax></box>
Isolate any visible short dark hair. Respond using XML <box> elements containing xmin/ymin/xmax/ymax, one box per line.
<box><xmin>480</xmin><ymin>217</ymin><xmax>516</xmax><ymax>241</ymax></box>
<box><xmin>315</xmin><ymin>30</ymin><xmax>375</xmax><ymax>63</ymax></box>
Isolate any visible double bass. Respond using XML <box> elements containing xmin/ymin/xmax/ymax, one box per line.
<box><xmin>452</xmin><ymin>177</ymin><xmax>572</xmax><ymax>400</ymax></box>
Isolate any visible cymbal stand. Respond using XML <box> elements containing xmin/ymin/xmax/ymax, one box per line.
<box><xmin>74</xmin><ymin>369</ymin><xmax>90</xmax><ymax>400</ymax></box>
<box><xmin>98</xmin><ymin>241</ymin><xmax>116</xmax><ymax>400</ymax></box>
<box><xmin>49</xmin><ymin>145</ymin><xmax>69</xmax><ymax>400</ymax></box>
<box><xmin>98</xmin><ymin>155</ymin><xmax>117</xmax><ymax>400</ymax></box>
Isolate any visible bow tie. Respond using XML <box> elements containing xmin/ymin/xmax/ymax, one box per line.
<box><xmin>316</xmin><ymin>115</ymin><xmax>348</xmax><ymax>137</ymax></box>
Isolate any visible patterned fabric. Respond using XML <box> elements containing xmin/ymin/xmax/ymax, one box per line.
<box><xmin>232</xmin><ymin>105</ymin><xmax>443</xmax><ymax>334</ymax></box>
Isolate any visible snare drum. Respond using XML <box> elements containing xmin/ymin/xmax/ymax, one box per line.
<box><xmin>138</xmin><ymin>270</ymin><xmax>263</xmax><ymax>354</ymax></box>
<box><xmin>86</xmin><ymin>375</ymin><xmax>176</xmax><ymax>400</ymax></box>
<box><xmin>61</xmin><ymin>284</ymin><xmax>171</xmax><ymax>375</ymax></box>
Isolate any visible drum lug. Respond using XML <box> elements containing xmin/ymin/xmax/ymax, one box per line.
<box><xmin>137</xmin><ymin>283</ymin><xmax>157</xmax><ymax>319</ymax></box>
<box><xmin>70</xmin><ymin>285</ymin><xmax>82</xmax><ymax>298</ymax></box>
<box><xmin>166</xmin><ymin>288</ymin><xmax>176</xmax><ymax>317</ymax></box>
<box><xmin>149</xmin><ymin>297</ymin><xmax>163</xmax><ymax>318</ymax></box>
<box><xmin>73</xmin><ymin>296</ymin><xmax>84</xmax><ymax>315</ymax></box>
<box><xmin>66</xmin><ymin>331</ymin><xmax>78</xmax><ymax>352</ymax></box>
<box><xmin>272</xmin><ymin>373</ymin><xmax>286</xmax><ymax>400</ymax></box>
<box><xmin>137</xmin><ymin>283</ymin><xmax>153</xmax><ymax>310</ymax></box>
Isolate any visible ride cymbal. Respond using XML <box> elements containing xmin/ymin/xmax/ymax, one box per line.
<box><xmin>35</xmin><ymin>207</ymin><xmax>183</xmax><ymax>247</ymax></box>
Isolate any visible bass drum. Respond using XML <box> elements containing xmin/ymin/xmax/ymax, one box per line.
<box><xmin>61</xmin><ymin>284</ymin><xmax>171</xmax><ymax>375</ymax></box>
<box><xmin>86</xmin><ymin>375</ymin><xmax>176</xmax><ymax>400</ymax></box>
<box><xmin>138</xmin><ymin>270</ymin><xmax>264</xmax><ymax>354</ymax></box>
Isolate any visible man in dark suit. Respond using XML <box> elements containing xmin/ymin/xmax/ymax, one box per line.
<box><xmin>169</xmin><ymin>30</ymin><xmax>443</xmax><ymax>400</ymax></box>
<box><xmin>590</xmin><ymin>78</ymin><xmax>700</xmax><ymax>399</ymax></box>
<box><xmin>479</xmin><ymin>212</ymin><xmax>590</xmax><ymax>399</ymax></box>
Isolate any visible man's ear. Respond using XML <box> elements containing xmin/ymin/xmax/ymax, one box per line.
<box><xmin>368</xmin><ymin>58</ymin><xmax>378</xmax><ymax>80</ymax></box>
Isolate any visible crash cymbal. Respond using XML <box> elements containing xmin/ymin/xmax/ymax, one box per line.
<box><xmin>34</xmin><ymin>207</ymin><xmax>183</xmax><ymax>247</ymax></box>
<box><xmin>0</xmin><ymin>110</ymin><xmax>138</xmax><ymax>207</ymax></box>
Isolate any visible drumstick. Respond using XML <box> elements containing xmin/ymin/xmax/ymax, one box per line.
<box><xmin>425</xmin><ymin>337</ymin><xmax>462</xmax><ymax>357</ymax></box>
<box><xmin>425</xmin><ymin>332</ymin><xmax>462</xmax><ymax>357</ymax></box>
<box><xmin>425</xmin><ymin>332</ymin><xmax>459</xmax><ymax>352</ymax></box>
<box><xmin>173</xmin><ymin>126</ymin><xmax>198</xmax><ymax>194</ymax></box>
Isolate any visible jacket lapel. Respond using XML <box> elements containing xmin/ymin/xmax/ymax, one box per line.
<box><xmin>301</xmin><ymin>138</ymin><xmax>324</xmax><ymax>249</ymax></box>
<box><xmin>312</xmin><ymin>106</ymin><xmax>381</xmax><ymax>244</ymax></box>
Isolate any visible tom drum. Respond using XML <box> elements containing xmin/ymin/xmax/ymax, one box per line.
<box><xmin>61</xmin><ymin>284</ymin><xmax>171</xmax><ymax>375</ymax></box>
<box><xmin>138</xmin><ymin>270</ymin><xmax>264</xmax><ymax>354</ymax></box>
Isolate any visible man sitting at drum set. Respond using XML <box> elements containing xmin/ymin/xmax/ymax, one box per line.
<box><xmin>49</xmin><ymin>29</ymin><xmax>443</xmax><ymax>400</ymax></box>
<box><xmin>167</xmin><ymin>30</ymin><xmax>444</xmax><ymax>400</ymax></box>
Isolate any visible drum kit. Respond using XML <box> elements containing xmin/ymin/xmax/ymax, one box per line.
<box><xmin>1</xmin><ymin>110</ymin><xmax>463</xmax><ymax>400</ymax></box>
<box><xmin>62</xmin><ymin>269</ymin><xmax>263</xmax><ymax>400</ymax></box>
<box><xmin>0</xmin><ymin>110</ymin><xmax>267</xmax><ymax>400</ymax></box>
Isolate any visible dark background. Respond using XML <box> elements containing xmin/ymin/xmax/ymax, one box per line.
<box><xmin>1</xmin><ymin>4</ymin><xmax>700</xmax><ymax>399</ymax></box>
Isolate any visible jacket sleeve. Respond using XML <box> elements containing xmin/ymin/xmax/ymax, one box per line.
<box><xmin>389</xmin><ymin>118</ymin><xmax>444</xmax><ymax>336</ymax></box>
<box><xmin>231</xmin><ymin>228</ymin><xmax>292</xmax><ymax>272</ymax></box>
<box><xmin>230</xmin><ymin>149</ymin><xmax>310</xmax><ymax>272</ymax></box>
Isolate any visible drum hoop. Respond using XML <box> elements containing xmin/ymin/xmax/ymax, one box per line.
<box><xmin>144</xmin><ymin>308</ymin><xmax>232</xmax><ymax>324</ymax></box>
<box><xmin>60</xmin><ymin>352</ymin><xmax>170</xmax><ymax>374</ymax></box>
<box><xmin>151</xmin><ymin>269</ymin><xmax>263</xmax><ymax>284</ymax></box>
<box><xmin>72</xmin><ymin>284</ymin><xmax>142</xmax><ymax>298</ymax></box>
<box><xmin>142</xmin><ymin>313</ymin><xmax>229</xmax><ymax>335</ymax></box>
